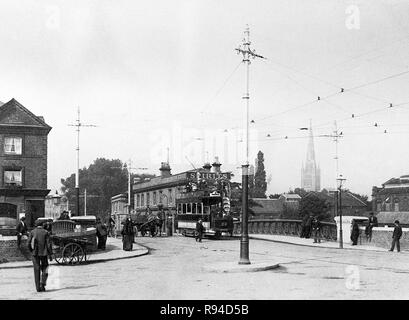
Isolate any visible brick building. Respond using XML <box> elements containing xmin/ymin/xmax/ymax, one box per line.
<box><xmin>372</xmin><ymin>175</ymin><xmax>409</xmax><ymax>225</ymax></box>
<box><xmin>0</xmin><ymin>98</ymin><xmax>51</xmax><ymax>234</ymax></box>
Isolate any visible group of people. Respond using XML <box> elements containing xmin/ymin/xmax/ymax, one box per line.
<box><xmin>300</xmin><ymin>215</ymin><xmax>322</xmax><ymax>243</ymax></box>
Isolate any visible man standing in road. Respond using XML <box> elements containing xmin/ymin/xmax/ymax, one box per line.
<box><xmin>311</xmin><ymin>216</ymin><xmax>321</xmax><ymax>243</ymax></box>
<box><xmin>195</xmin><ymin>219</ymin><xmax>204</xmax><ymax>242</ymax></box>
<box><xmin>390</xmin><ymin>220</ymin><xmax>402</xmax><ymax>252</ymax></box>
<box><xmin>16</xmin><ymin>216</ymin><xmax>28</xmax><ymax>248</ymax></box>
<box><xmin>27</xmin><ymin>220</ymin><xmax>53</xmax><ymax>292</ymax></box>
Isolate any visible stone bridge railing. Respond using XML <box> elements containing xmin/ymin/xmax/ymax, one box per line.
<box><xmin>233</xmin><ymin>219</ymin><xmax>337</xmax><ymax>241</ymax></box>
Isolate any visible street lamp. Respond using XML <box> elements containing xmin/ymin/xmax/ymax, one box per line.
<box><xmin>336</xmin><ymin>174</ymin><xmax>346</xmax><ymax>249</ymax></box>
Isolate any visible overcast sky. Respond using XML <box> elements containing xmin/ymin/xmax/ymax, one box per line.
<box><xmin>1</xmin><ymin>0</ymin><xmax>409</xmax><ymax>197</ymax></box>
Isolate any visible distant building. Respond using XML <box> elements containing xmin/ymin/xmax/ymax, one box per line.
<box><xmin>306</xmin><ymin>190</ymin><xmax>368</xmax><ymax>218</ymax></box>
<box><xmin>111</xmin><ymin>193</ymin><xmax>129</xmax><ymax>216</ymax></box>
<box><xmin>132</xmin><ymin>158</ymin><xmax>231</xmax><ymax>218</ymax></box>
<box><xmin>372</xmin><ymin>175</ymin><xmax>409</xmax><ymax>225</ymax></box>
<box><xmin>279</xmin><ymin>193</ymin><xmax>301</xmax><ymax>203</ymax></box>
<box><xmin>250</xmin><ymin>198</ymin><xmax>283</xmax><ymax>219</ymax></box>
<box><xmin>44</xmin><ymin>191</ymin><xmax>69</xmax><ymax>220</ymax></box>
<box><xmin>0</xmin><ymin>98</ymin><xmax>52</xmax><ymax>232</ymax></box>
<box><xmin>301</xmin><ymin>122</ymin><xmax>320</xmax><ymax>191</ymax></box>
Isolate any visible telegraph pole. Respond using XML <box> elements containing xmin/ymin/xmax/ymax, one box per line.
<box><xmin>318</xmin><ymin>124</ymin><xmax>344</xmax><ymax>248</ymax></box>
<box><xmin>235</xmin><ymin>26</ymin><xmax>266</xmax><ymax>265</ymax></box>
<box><xmin>68</xmin><ymin>107</ymin><xmax>97</xmax><ymax>216</ymax></box>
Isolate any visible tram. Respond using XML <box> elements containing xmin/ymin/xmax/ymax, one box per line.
<box><xmin>176</xmin><ymin>171</ymin><xmax>234</xmax><ymax>238</ymax></box>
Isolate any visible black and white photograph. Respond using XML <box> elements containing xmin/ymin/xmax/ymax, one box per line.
<box><xmin>1</xmin><ymin>0</ymin><xmax>409</xmax><ymax>306</ymax></box>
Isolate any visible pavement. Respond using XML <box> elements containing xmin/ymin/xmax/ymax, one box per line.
<box><xmin>246</xmin><ymin>233</ymin><xmax>398</xmax><ymax>252</ymax></box>
<box><xmin>0</xmin><ymin>237</ymin><xmax>149</xmax><ymax>270</ymax></box>
<box><xmin>2</xmin><ymin>235</ymin><xmax>409</xmax><ymax>299</ymax></box>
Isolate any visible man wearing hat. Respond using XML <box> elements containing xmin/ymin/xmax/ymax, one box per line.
<box><xmin>27</xmin><ymin>220</ymin><xmax>53</xmax><ymax>292</ymax></box>
<box><xmin>16</xmin><ymin>216</ymin><xmax>28</xmax><ymax>248</ymax></box>
<box><xmin>389</xmin><ymin>220</ymin><xmax>403</xmax><ymax>252</ymax></box>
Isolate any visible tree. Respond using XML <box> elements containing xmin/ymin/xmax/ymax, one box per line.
<box><xmin>299</xmin><ymin>193</ymin><xmax>331</xmax><ymax>221</ymax></box>
<box><xmin>253</xmin><ymin>151</ymin><xmax>267</xmax><ymax>198</ymax></box>
<box><xmin>293</xmin><ymin>188</ymin><xmax>307</xmax><ymax>197</ymax></box>
<box><xmin>60</xmin><ymin>158</ymin><xmax>155</xmax><ymax>220</ymax></box>
<box><xmin>230</xmin><ymin>182</ymin><xmax>262</xmax><ymax>218</ymax></box>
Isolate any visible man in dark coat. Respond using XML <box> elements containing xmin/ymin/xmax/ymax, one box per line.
<box><xmin>350</xmin><ymin>219</ymin><xmax>360</xmax><ymax>245</ymax></box>
<box><xmin>27</xmin><ymin>220</ymin><xmax>53</xmax><ymax>292</ymax></box>
<box><xmin>311</xmin><ymin>216</ymin><xmax>322</xmax><ymax>243</ymax></box>
<box><xmin>96</xmin><ymin>218</ymin><xmax>108</xmax><ymax>250</ymax></box>
<box><xmin>195</xmin><ymin>219</ymin><xmax>205</xmax><ymax>242</ymax></box>
<box><xmin>389</xmin><ymin>220</ymin><xmax>403</xmax><ymax>252</ymax></box>
<box><xmin>300</xmin><ymin>215</ymin><xmax>309</xmax><ymax>238</ymax></box>
<box><xmin>365</xmin><ymin>212</ymin><xmax>378</xmax><ymax>242</ymax></box>
<box><xmin>305</xmin><ymin>215</ymin><xmax>313</xmax><ymax>239</ymax></box>
<box><xmin>16</xmin><ymin>216</ymin><xmax>28</xmax><ymax>248</ymax></box>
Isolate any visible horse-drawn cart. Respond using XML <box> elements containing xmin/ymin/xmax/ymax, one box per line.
<box><xmin>132</xmin><ymin>214</ymin><xmax>162</xmax><ymax>237</ymax></box>
<box><xmin>49</xmin><ymin>220</ymin><xmax>97</xmax><ymax>265</ymax></box>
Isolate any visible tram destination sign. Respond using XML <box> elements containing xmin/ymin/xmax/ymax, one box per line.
<box><xmin>187</xmin><ymin>171</ymin><xmax>231</xmax><ymax>181</ymax></box>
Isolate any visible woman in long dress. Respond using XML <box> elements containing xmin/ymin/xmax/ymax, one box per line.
<box><xmin>350</xmin><ymin>219</ymin><xmax>360</xmax><ymax>245</ymax></box>
<box><xmin>121</xmin><ymin>216</ymin><xmax>134</xmax><ymax>251</ymax></box>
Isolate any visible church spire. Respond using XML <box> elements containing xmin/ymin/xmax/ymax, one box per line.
<box><xmin>301</xmin><ymin>119</ymin><xmax>320</xmax><ymax>191</ymax></box>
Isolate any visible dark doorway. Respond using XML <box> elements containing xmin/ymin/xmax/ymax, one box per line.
<box><xmin>25</xmin><ymin>200</ymin><xmax>45</xmax><ymax>228</ymax></box>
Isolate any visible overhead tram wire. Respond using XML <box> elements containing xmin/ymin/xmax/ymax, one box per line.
<box><xmin>199</xmin><ymin>60</ymin><xmax>243</xmax><ymax>118</ymax></box>
<box><xmin>252</xmin><ymin>68</ymin><xmax>409</xmax><ymax>124</ymax></box>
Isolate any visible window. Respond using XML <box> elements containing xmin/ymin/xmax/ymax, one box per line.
<box><xmin>4</xmin><ymin>170</ymin><xmax>22</xmax><ymax>186</ymax></box>
<box><xmin>394</xmin><ymin>199</ymin><xmax>400</xmax><ymax>212</ymax></box>
<box><xmin>159</xmin><ymin>190</ymin><xmax>163</xmax><ymax>204</ymax></box>
<box><xmin>141</xmin><ymin>194</ymin><xmax>144</xmax><ymax>206</ymax></box>
<box><xmin>192</xmin><ymin>203</ymin><xmax>197</xmax><ymax>214</ymax></box>
<box><xmin>187</xmin><ymin>203</ymin><xmax>192</xmax><ymax>214</ymax></box>
<box><xmin>146</xmin><ymin>193</ymin><xmax>150</xmax><ymax>206</ymax></box>
<box><xmin>4</xmin><ymin>137</ymin><xmax>22</xmax><ymax>155</ymax></box>
<box><xmin>136</xmin><ymin>194</ymin><xmax>140</xmax><ymax>207</ymax></box>
<box><xmin>168</xmin><ymin>189</ymin><xmax>173</xmax><ymax>204</ymax></box>
<box><xmin>153</xmin><ymin>192</ymin><xmax>157</xmax><ymax>205</ymax></box>
<box><xmin>197</xmin><ymin>203</ymin><xmax>202</xmax><ymax>214</ymax></box>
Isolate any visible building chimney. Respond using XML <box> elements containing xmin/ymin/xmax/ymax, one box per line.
<box><xmin>203</xmin><ymin>162</ymin><xmax>212</xmax><ymax>171</ymax></box>
<box><xmin>212</xmin><ymin>156</ymin><xmax>221</xmax><ymax>173</ymax></box>
<box><xmin>159</xmin><ymin>162</ymin><xmax>171</xmax><ymax>177</ymax></box>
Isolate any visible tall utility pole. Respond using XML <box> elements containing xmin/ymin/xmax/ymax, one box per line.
<box><xmin>68</xmin><ymin>107</ymin><xmax>97</xmax><ymax>216</ymax></box>
<box><xmin>235</xmin><ymin>25</ymin><xmax>266</xmax><ymax>265</ymax></box>
<box><xmin>333</xmin><ymin>121</ymin><xmax>339</xmax><ymax>220</ymax></box>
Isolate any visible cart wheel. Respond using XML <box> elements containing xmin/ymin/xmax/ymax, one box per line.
<box><xmin>62</xmin><ymin>243</ymin><xmax>85</xmax><ymax>265</ymax></box>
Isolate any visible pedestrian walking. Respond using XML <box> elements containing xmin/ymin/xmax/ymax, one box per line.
<box><xmin>350</xmin><ymin>219</ymin><xmax>360</xmax><ymax>245</ymax></box>
<box><xmin>311</xmin><ymin>216</ymin><xmax>322</xmax><ymax>243</ymax></box>
<box><xmin>195</xmin><ymin>219</ymin><xmax>205</xmax><ymax>242</ymax></box>
<box><xmin>389</xmin><ymin>220</ymin><xmax>403</xmax><ymax>252</ymax></box>
<box><xmin>16</xmin><ymin>216</ymin><xmax>28</xmax><ymax>248</ymax></box>
<box><xmin>108</xmin><ymin>213</ymin><xmax>116</xmax><ymax>237</ymax></box>
<box><xmin>96</xmin><ymin>218</ymin><xmax>108</xmax><ymax>250</ymax></box>
<box><xmin>27</xmin><ymin>220</ymin><xmax>53</xmax><ymax>292</ymax></box>
<box><xmin>121</xmin><ymin>216</ymin><xmax>134</xmax><ymax>251</ymax></box>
